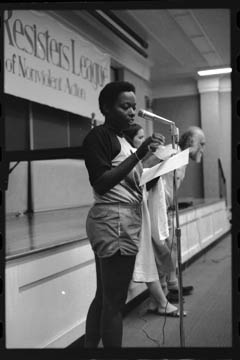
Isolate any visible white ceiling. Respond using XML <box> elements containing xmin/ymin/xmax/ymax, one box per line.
<box><xmin>113</xmin><ymin>8</ymin><xmax>230</xmax><ymax>86</ymax></box>
<box><xmin>54</xmin><ymin>8</ymin><xmax>230</xmax><ymax>89</ymax></box>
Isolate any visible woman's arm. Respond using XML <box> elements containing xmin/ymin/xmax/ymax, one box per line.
<box><xmin>94</xmin><ymin>135</ymin><xmax>164</xmax><ymax>195</ymax></box>
<box><xmin>84</xmin><ymin>130</ymin><xmax>164</xmax><ymax>195</ymax></box>
<box><xmin>92</xmin><ymin>152</ymin><xmax>139</xmax><ymax>195</ymax></box>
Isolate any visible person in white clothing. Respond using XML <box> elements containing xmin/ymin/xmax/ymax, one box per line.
<box><xmin>124</xmin><ymin>123</ymin><xmax>184</xmax><ymax>317</ymax></box>
<box><xmin>125</xmin><ymin>125</ymin><xmax>205</xmax><ymax>313</ymax></box>
<box><xmin>156</xmin><ymin>126</ymin><xmax>206</xmax><ymax>303</ymax></box>
<box><xmin>144</xmin><ymin>126</ymin><xmax>206</xmax><ymax>304</ymax></box>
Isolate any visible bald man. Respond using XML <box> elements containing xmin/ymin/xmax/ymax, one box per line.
<box><xmin>179</xmin><ymin>126</ymin><xmax>206</xmax><ymax>163</ymax></box>
<box><xmin>151</xmin><ymin>126</ymin><xmax>206</xmax><ymax>304</ymax></box>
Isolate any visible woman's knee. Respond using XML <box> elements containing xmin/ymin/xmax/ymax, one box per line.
<box><xmin>103</xmin><ymin>287</ymin><xmax>127</xmax><ymax>312</ymax></box>
<box><xmin>100</xmin><ymin>253</ymin><xmax>135</xmax><ymax>308</ymax></box>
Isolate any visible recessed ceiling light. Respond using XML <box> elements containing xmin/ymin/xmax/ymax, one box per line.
<box><xmin>198</xmin><ymin>68</ymin><xmax>232</xmax><ymax>76</ymax></box>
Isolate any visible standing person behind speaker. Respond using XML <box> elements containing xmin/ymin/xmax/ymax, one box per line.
<box><xmin>83</xmin><ymin>81</ymin><xmax>164</xmax><ymax>348</ymax></box>
<box><xmin>128</xmin><ymin>125</ymin><xmax>205</xmax><ymax>312</ymax></box>
<box><xmin>124</xmin><ymin>123</ymin><xmax>183</xmax><ymax>317</ymax></box>
<box><xmin>152</xmin><ymin>126</ymin><xmax>206</xmax><ymax>304</ymax></box>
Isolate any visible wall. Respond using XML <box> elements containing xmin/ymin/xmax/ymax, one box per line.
<box><xmin>151</xmin><ymin>75</ymin><xmax>231</xmax><ymax>206</ymax></box>
<box><xmin>152</xmin><ymin>93</ymin><xmax>204</xmax><ymax>199</ymax></box>
<box><xmin>198</xmin><ymin>75</ymin><xmax>231</xmax><ymax>206</ymax></box>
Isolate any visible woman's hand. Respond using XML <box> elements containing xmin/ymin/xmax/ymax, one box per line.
<box><xmin>148</xmin><ymin>133</ymin><xmax>165</xmax><ymax>152</ymax></box>
<box><xmin>136</xmin><ymin>132</ymin><xmax>165</xmax><ymax>160</ymax></box>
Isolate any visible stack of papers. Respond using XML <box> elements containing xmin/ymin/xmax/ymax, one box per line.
<box><xmin>153</xmin><ymin>144</ymin><xmax>178</xmax><ymax>160</ymax></box>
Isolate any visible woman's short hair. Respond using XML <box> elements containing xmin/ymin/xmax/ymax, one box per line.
<box><xmin>99</xmin><ymin>81</ymin><xmax>135</xmax><ymax>115</ymax></box>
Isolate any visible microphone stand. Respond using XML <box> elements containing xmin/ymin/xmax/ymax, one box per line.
<box><xmin>137</xmin><ymin>110</ymin><xmax>186</xmax><ymax>346</ymax></box>
<box><xmin>171</xmin><ymin>124</ymin><xmax>185</xmax><ymax>347</ymax></box>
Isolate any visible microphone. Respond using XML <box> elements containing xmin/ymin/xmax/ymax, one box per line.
<box><xmin>138</xmin><ymin>109</ymin><xmax>179</xmax><ymax>146</ymax></box>
<box><xmin>138</xmin><ymin>109</ymin><xmax>174</xmax><ymax>126</ymax></box>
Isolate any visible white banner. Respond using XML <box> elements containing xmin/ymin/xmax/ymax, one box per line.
<box><xmin>4</xmin><ymin>10</ymin><xmax>110</xmax><ymax>121</ymax></box>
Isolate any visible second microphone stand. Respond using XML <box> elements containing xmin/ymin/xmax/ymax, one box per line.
<box><xmin>170</xmin><ymin>124</ymin><xmax>185</xmax><ymax>347</ymax></box>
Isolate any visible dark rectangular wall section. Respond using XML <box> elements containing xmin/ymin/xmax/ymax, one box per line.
<box><xmin>32</xmin><ymin>103</ymin><xmax>68</xmax><ymax>150</ymax></box>
<box><xmin>4</xmin><ymin>94</ymin><xmax>92</xmax><ymax>157</ymax></box>
<box><xmin>5</xmin><ymin>95</ymin><xmax>29</xmax><ymax>151</ymax></box>
<box><xmin>69</xmin><ymin>113</ymin><xmax>91</xmax><ymax>147</ymax></box>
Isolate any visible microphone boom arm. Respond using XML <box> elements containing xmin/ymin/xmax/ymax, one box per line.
<box><xmin>138</xmin><ymin>109</ymin><xmax>174</xmax><ymax>126</ymax></box>
<box><xmin>138</xmin><ymin>109</ymin><xmax>179</xmax><ymax>145</ymax></box>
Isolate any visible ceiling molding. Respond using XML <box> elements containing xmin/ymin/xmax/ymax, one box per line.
<box><xmin>219</xmin><ymin>76</ymin><xmax>232</xmax><ymax>93</ymax></box>
<box><xmin>197</xmin><ymin>77</ymin><xmax>220</xmax><ymax>93</ymax></box>
<box><xmin>198</xmin><ymin>75</ymin><xmax>231</xmax><ymax>94</ymax></box>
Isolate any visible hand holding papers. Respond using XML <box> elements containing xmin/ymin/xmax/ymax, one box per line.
<box><xmin>153</xmin><ymin>144</ymin><xmax>178</xmax><ymax>160</ymax></box>
<box><xmin>140</xmin><ymin>148</ymin><xmax>189</xmax><ymax>186</ymax></box>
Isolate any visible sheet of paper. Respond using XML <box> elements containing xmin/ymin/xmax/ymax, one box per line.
<box><xmin>140</xmin><ymin>148</ymin><xmax>189</xmax><ymax>186</ymax></box>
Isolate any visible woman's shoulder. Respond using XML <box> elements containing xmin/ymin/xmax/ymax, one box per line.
<box><xmin>83</xmin><ymin>124</ymin><xmax>110</xmax><ymax>144</ymax></box>
<box><xmin>86</xmin><ymin>124</ymin><xmax>106</xmax><ymax>136</ymax></box>
<box><xmin>83</xmin><ymin>125</ymin><xmax>121</xmax><ymax>158</ymax></box>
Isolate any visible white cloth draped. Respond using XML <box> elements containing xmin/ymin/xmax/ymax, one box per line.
<box><xmin>132</xmin><ymin>178</ymin><xmax>169</xmax><ymax>282</ymax></box>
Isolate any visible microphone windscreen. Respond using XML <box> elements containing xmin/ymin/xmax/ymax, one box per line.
<box><xmin>138</xmin><ymin>109</ymin><xmax>145</xmax><ymax>117</ymax></box>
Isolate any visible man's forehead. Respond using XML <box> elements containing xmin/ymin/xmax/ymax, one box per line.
<box><xmin>195</xmin><ymin>131</ymin><xmax>205</xmax><ymax>141</ymax></box>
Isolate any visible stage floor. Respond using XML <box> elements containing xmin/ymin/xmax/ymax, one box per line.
<box><xmin>122</xmin><ymin>232</ymin><xmax>231</xmax><ymax>348</ymax></box>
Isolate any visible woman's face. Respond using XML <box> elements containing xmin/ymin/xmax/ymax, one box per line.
<box><xmin>133</xmin><ymin>128</ymin><xmax>145</xmax><ymax>148</ymax></box>
<box><xmin>106</xmin><ymin>91</ymin><xmax>136</xmax><ymax>131</ymax></box>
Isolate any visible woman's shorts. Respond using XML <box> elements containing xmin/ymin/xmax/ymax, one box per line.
<box><xmin>86</xmin><ymin>203</ymin><xmax>142</xmax><ymax>258</ymax></box>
